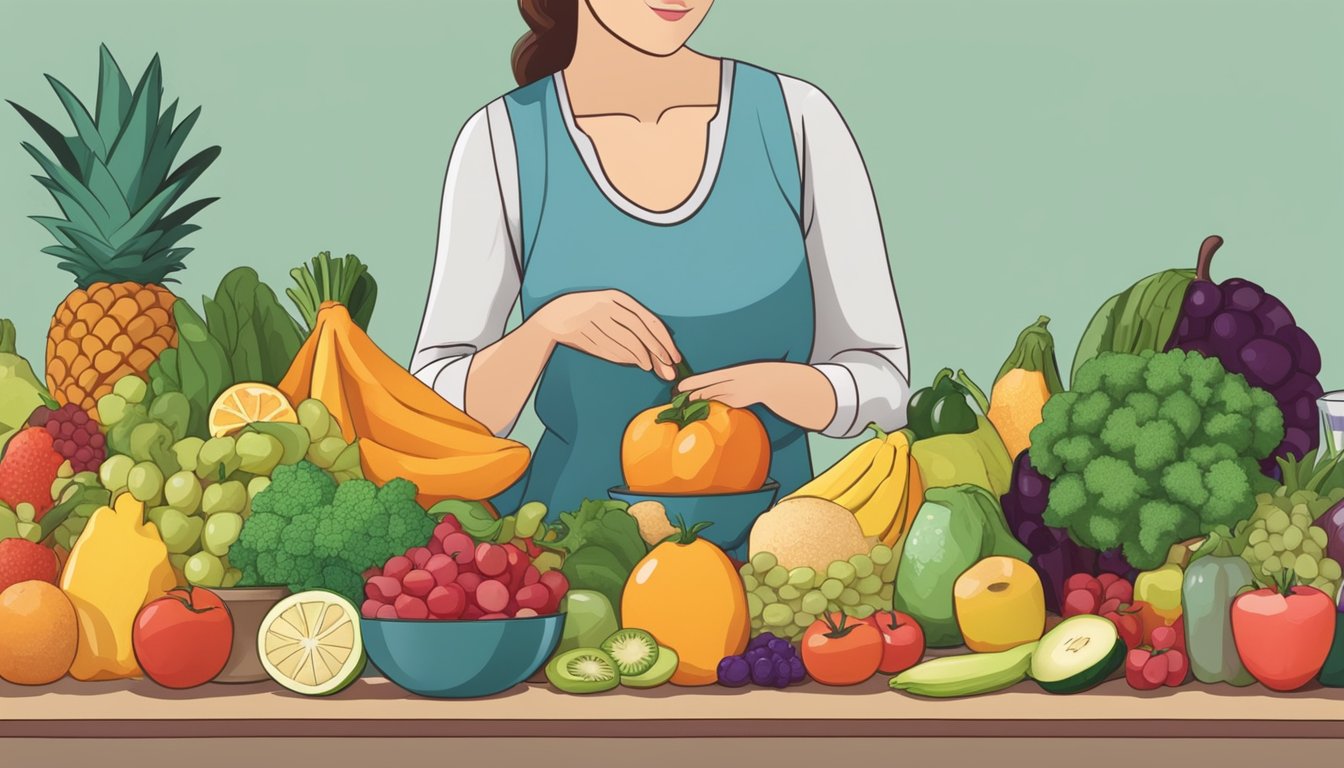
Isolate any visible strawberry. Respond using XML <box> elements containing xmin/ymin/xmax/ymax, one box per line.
<box><xmin>0</xmin><ymin>427</ymin><xmax>64</xmax><ymax>520</ymax></box>
<box><xmin>0</xmin><ymin>538</ymin><xmax>60</xmax><ymax>593</ymax></box>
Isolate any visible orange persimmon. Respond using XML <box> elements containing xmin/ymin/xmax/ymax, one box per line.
<box><xmin>620</xmin><ymin>393</ymin><xmax>769</xmax><ymax>494</ymax></box>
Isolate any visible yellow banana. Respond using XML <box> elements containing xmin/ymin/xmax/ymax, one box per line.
<box><xmin>787</xmin><ymin>434</ymin><xmax>883</xmax><ymax>501</ymax></box>
<box><xmin>834</xmin><ymin>441</ymin><xmax>896</xmax><ymax>512</ymax></box>
<box><xmin>855</xmin><ymin>439</ymin><xmax>910</xmax><ymax>539</ymax></box>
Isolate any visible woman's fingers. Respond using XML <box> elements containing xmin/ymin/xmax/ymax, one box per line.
<box><xmin>577</xmin><ymin>330</ymin><xmax>642</xmax><ymax>368</ymax></box>
<box><xmin>677</xmin><ymin>371</ymin><xmax>733</xmax><ymax>393</ymax></box>
<box><xmin>592</xmin><ymin>320</ymin><xmax>655</xmax><ymax>372</ymax></box>
<box><xmin>609</xmin><ymin>293</ymin><xmax>681</xmax><ymax>365</ymax></box>
<box><xmin>610</xmin><ymin>309</ymin><xmax>677</xmax><ymax>379</ymax></box>
<box><xmin>684</xmin><ymin>383</ymin><xmax>756</xmax><ymax>409</ymax></box>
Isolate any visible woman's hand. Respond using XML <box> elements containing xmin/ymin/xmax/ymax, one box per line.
<box><xmin>678</xmin><ymin>362</ymin><xmax>838</xmax><ymax>432</ymax></box>
<box><xmin>529</xmin><ymin>290</ymin><xmax>682</xmax><ymax>380</ymax></box>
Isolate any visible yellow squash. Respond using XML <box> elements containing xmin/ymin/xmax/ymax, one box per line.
<box><xmin>60</xmin><ymin>493</ymin><xmax>176</xmax><ymax>681</ymax></box>
<box><xmin>986</xmin><ymin>316</ymin><xmax>1065</xmax><ymax>460</ymax></box>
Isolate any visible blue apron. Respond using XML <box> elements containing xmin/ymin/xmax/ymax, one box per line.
<box><xmin>495</xmin><ymin>61</ymin><xmax>815</xmax><ymax>518</ymax></box>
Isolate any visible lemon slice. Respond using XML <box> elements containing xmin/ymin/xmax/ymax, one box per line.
<box><xmin>258</xmin><ymin>590</ymin><xmax>365</xmax><ymax>696</ymax></box>
<box><xmin>208</xmin><ymin>383</ymin><xmax>299</xmax><ymax>438</ymax></box>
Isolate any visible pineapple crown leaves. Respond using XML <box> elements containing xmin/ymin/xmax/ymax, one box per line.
<box><xmin>9</xmin><ymin>44</ymin><xmax>220</xmax><ymax>288</ymax></box>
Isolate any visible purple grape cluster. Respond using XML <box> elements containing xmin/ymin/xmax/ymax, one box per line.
<box><xmin>1164</xmin><ymin>240</ymin><xmax>1323</xmax><ymax>476</ymax></box>
<box><xmin>717</xmin><ymin>633</ymin><xmax>807</xmax><ymax>688</ymax></box>
<box><xmin>27</xmin><ymin>402</ymin><xmax>106</xmax><ymax>473</ymax></box>
<box><xmin>1001</xmin><ymin>451</ymin><xmax>1135</xmax><ymax>613</ymax></box>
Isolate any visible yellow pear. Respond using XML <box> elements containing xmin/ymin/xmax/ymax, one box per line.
<box><xmin>954</xmin><ymin>556</ymin><xmax>1045</xmax><ymax>653</ymax></box>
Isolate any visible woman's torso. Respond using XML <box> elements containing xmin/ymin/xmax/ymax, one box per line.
<box><xmin>496</xmin><ymin>60</ymin><xmax>817</xmax><ymax>516</ymax></box>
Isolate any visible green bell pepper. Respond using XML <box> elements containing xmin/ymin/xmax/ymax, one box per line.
<box><xmin>906</xmin><ymin>368</ymin><xmax>979</xmax><ymax>441</ymax></box>
<box><xmin>1182</xmin><ymin>529</ymin><xmax>1256</xmax><ymax>686</ymax></box>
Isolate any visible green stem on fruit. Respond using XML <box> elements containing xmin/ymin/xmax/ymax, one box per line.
<box><xmin>0</xmin><ymin>319</ymin><xmax>16</xmax><ymax>355</ymax></box>
<box><xmin>955</xmin><ymin>369</ymin><xmax>991</xmax><ymax>415</ymax></box>
<box><xmin>664</xmin><ymin>514</ymin><xmax>712</xmax><ymax>546</ymax></box>
<box><xmin>1194</xmin><ymin>235</ymin><xmax>1224</xmax><ymax>282</ymax></box>
<box><xmin>867</xmin><ymin>422</ymin><xmax>888</xmax><ymax>441</ymax></box>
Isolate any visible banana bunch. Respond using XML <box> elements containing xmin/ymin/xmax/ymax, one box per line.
<box><xmin>787</xmin><ymin>425</ymin><xmax>922</xmax><ymax>548</ymax></box>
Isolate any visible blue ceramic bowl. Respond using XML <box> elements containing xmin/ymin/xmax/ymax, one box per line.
<box><xmin>609</xmin><ymin>481</ymin><xmax>781</xmax><ymax>560</ymax></box>
<box><xmin>361</xmin><ymin>612</ymin><xmax>565</xmax><ymax>698</ymax></box>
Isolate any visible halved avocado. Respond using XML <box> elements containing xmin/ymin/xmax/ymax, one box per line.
<box><xmin>1030</xmin><ymin>615</ymin><xmax>1125</xmax><ymax>694</ymax></box>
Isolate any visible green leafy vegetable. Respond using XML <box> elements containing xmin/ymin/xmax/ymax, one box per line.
<box><xmin>1030</xmin><ymin>349</ymin><xmax>1283</xmax><ymax>570</ymax></box>
<box><xmin>168</xmin><ymin>300</ymin><xmax>232</xmax><ymax>438</ymax></box>
<box><xmin>202</xmin><ymin>267</ymin><xmax>305</xmax><ymax>385</ymax></box>
<box><xmin>546</xmin><ymin>498</ymin><xmax>648</xmax><ymax>621</ymax></box>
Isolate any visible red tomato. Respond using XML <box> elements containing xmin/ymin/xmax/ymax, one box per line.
<box><xmin>867</xmin><ymin>610</ymin><xmax>925</xmax><ymax>675</ymax></box>
<box><xmin>133</xmin><ymin>587</ymin><xmax>234</xmax><ymax>689</ymax></box>
<box><xmin>1231</xmin><ymin>583</ymin><xmax>1336</xmax><ymax>692</ymax></box>
<box><xmin>802</xmin><ymin>612</ymin><xmax>883</xmax><ymax>686</ymax></box>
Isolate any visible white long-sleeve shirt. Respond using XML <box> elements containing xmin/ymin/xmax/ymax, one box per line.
<box><xmin>412</xmin><ymin>69</ymin><xmax>910</xmax><ymax>440</ymax></box>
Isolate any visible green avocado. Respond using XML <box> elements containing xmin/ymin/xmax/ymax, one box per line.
<box><xmin>892</xmin><ymin>485</ymin><xmax>1031</xmax><ymax>647</ymax></box>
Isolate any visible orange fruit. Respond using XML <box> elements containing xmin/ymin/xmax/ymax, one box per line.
<box><xmin>0</xmin><ymin>580</ymin><xmax>78</xmax><ymax>685</ymax></box>
<box><xmin>207</xmin><ymin>383</ymin><xmax>298</xmax><ymax>438</ymax></box>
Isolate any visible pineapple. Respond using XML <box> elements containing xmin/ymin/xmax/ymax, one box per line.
<box><xmin>11</xmin><ymin>45</ymin><xmax>220</xmax><ymax>415</ymax></box>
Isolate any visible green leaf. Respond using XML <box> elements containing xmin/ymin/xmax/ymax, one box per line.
<box><xmin>108</xmin><ymin>146</ymin><xmax>219</xmax><ymax>249</ymax></box>
<box><xmin>171</xmin><ymin>301</ymin><xmax>233</xmax><ymax>438</ymax></box>
<box><xmin>83</xmin><ymin>153</ymin><xmax>133</xmax><ymax>225</ymax></box>
<box><xmin>8</xmin><ymin>100</ymin><xmax>83</xmax><ymax>177</ymax></box>
<box><xmin>43</xmin><ymin>74</ymin><xmax>107</xmax><ymax>160</ymax></box>
<box><xmin>106</xmin><ymin>54</ymin><xmax>162</xmax><ymax>193</ymax></box>
<box><xmin>30</xmin><ymin>216</ymin><xmax>77</xmax><ymax>249</ymax></box>
<box><xmin>95</xmin><ymin>45</ymin><xmax>133</xmax><ymax>150</ymax></box>
<box><xmin>30</xmin><ymin>177</ymin><xmax>106</xmax><ymax>239</ymax></box>
<box><xmin>21</xmin><ymin>143</ymin><xmax>111</xmax><ymax>232</ymax></box>
<box><xmin>126</xmin><ymin>98</ymin><xmax>178</xmax><ymax>209</ymax></box>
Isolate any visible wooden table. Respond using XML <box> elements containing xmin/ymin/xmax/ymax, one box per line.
<box><xmin>3</xmin><ymin>676</ymin><xmax>1343</xmax><ymax>765</ymax></box>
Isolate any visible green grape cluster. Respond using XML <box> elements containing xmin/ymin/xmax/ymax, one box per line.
<box><xmin>0</xmin><ymin>500</ymin><xmax>42</xmax><ymax>542</ymax></box>
<box><xmin>48</xmin><ymin>467</ymin><xmax>107</xmax><ymax>549</ymax></box>
<box><xmin>1235</xmin><ymin>489</ymin><xmax>1341</xmax><ymax>596</ymax></box>
<box><xmin>740</xmin><ymin>544</ymin><xmax>897</xmax><ymax>642</ymax></box>
<box><xmin>91</xmin><ymin>374</ymin><xmax>361</xmax><ymax>588</ymax></box>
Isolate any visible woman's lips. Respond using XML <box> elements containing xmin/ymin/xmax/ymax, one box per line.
<box><xmin>649</xmin><ymin>6</ymin><xmax>691</xmax><ymax>21</ymax></box>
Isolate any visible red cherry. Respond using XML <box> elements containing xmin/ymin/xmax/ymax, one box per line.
<box><xmin>516</xmin><ymin>583</ymin><xmax>550</xmax><ymax>611</ymax></box>
<box><xmin>427</xmin><ymin>583</ymin><xmax>467</xmax><ymax>619</ymax></box>
<box><xmin>365</xmin><ymin>576</ymin><xmax>401</xmax><ymax>602</ymax></box>
<box><xmin>462</xmin><ymin>605</ymin><xmax>485</xmax><ymax>620</ymax></box>
<box><xmin>424</xmin><ymin>553</ymin><xmax>459</xmax><ymax>587</ymax></box>
<box><xmin>406</xmin><ymin>547</ymin><xmax>432</xmax><ymax>569</ymax></box>
<box><xmin>476</xmin><ymin>579</ymin><xmax>510</xmax><ymax>613</ymax></box>
<box><xmin>441</xmin><ymin>533</ymin><xmax>475</xmax><ymax>565</ymax></box>
<box><xmin>1103</xmin><ymin>579</ymin><xmax>1134</xmax><ymax>604</ymax></box>
<box><xmin>1165</xmin><ymin>650</ymin><xmax>1189</xmax><ymax>687</ymax></box>
<box><xmin>1150</xmin><ymin>625</ymin><xmax>1177</xmax><ymax>652</ymax></box>
<box><xmin>433</xmin><ymin>519</ymin><xmax>460</xmax><ymax>541</ymax></box>
<box><xmin>515</xmin><ymin>608</ymin><xmax>539</xmax><ymax>618</ymax></box>
<box><xmin>381</xmin><ymin>555</ymin><xmax>412</xmax><ymax>581</ymax></box>
<box><xmin>1125</xmin><ymin>648</ymin><xmax>1159</xmax><ymax>690</ymax></box>
<box><xmin>522</xmin><ymin>565</ymin><xmax>541</xmax><ymax>586</ymax></box>
<box><xmin>426</xmin><ymin>537</ymin><xmax>444</xmax><ymax>555</ymax></box>
<box><xmin>402</xmin><ymin>569</ymin><xmax>434</xmax><ymax>598</ymax></box>
<box><xmin>1098</xmin><ymin>597</ymin><xmax>1121</xmax><ymax>615</ymax></box>
<box><xmin>457</xmin><ymin>572</ymin><xmax>483</xmax><ymax>594</ymax></box>
<box><xmin>475</xmin><ymin>543</ymin><xmax>509</xmax><ymax>577</ymax></box>
<box><xmin>1064</xmin><ymin>573</ymin><xmax>1099</xmax><ymax>596</ymax></box>
<box><xmin>1062</xmin><ymin>588</ymin><xmax>1098</xmax><ymax>618</ymax></box>
<box><xmin>1142</xmin><ymin>652</ymin><xmax>1169</xmax><ymax>687</ymax></box>
<box><xmin>360</xmin><ymin>598</ymin><xmax>383</xmax><ymax>619</ymax></box>
<box><xmin>394</xmin><ymin>594</ymin><xmax>429</xmax><ymax>620</ymax></box>
<box><xmin>375</xmin><ymin>604</ymin><xmax>399</xmax><ymax>620</ymax></box>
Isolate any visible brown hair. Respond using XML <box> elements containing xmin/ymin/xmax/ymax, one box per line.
<box><xmin>512</xmin><ymin>0</ymin><xmax>579</xmax><ymax>86</ymax></box>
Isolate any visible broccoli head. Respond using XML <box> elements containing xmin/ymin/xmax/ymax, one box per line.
<box><xmin>1031</xmin><ymin>348</ymin><xmax>1283</xmax><ymax>569</ymax></box>
<box><xmin>232</xmin><ymin>461</ymin><xmax>437</xmax><ymax>602</ymax></box>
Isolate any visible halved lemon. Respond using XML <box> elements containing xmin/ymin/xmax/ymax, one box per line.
<box><xmin>258</xmin><ymin>590</ymin><xmax>366</xmax><ymax>696</ymax></box>
<box><xmin>208</xmin><ymin>383</ymin><xmax>298</xmax><ymax>438</ymax></box>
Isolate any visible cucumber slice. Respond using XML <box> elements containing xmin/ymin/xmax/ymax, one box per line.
<box><xmin>622</xmin><ymin>646</ymin><xmax>679</xmax><ymax>689</ymax></box>
<box><xmin>1031</xmin><ymin>615</ymin><xmax>1125</xmax><ymax>694</ymax></box>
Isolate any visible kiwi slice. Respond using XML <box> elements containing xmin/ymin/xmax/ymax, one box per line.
<box><xmin>601</xmin><ymin>629</ymin><xmax>659</xmax><ymax>676</ymax></box>
<box><xmin>545</xmin><ymin>648</ymin><xmax>620</xmax><ymax>694</ymax></box>
<box><xmin>621</xmin><ymin>645</ymin><xmax>678</xmax><ymax>689</ymax></box>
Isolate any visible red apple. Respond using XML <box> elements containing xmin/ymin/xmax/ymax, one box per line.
<box><xmin>132</xmin><ymin>587</ymin><xmax>233</xmax><ymax>689</ymax></box>
<box><xmin>867</xmin><ymin>610</ymin><xmax>925</xmax><ymax>675</ymax></box>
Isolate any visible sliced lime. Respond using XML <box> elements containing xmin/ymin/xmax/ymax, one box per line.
<box><xmin>258</xmin><ymin>590</ymin><xmax>365</xmax><ymax>696</ymax></box>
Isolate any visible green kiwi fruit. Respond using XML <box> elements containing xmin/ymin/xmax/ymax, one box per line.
<box><xmin>600</xmin><ymin>629</ymin><xmax>659</xmax><ymax>676</ymax></box>
<box><xmin>545</xmin><ymin>648</ymin><xmax>620</xmax><ymax>694</ymax></box>
<box><xmin>621</xmin><ymin>645</ymin><xmax>678</xmax><ymax>688</ymax></box>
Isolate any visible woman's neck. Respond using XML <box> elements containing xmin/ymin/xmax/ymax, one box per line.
<box><xmin>564</xmin><ymin>7</ymin><xmax>719</xmax><ymax>122</ymax></box>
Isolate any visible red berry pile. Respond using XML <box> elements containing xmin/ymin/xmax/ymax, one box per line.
<box><xmin>28</xmin><ymin>403</ymin><xmax>105</xmax><ymax>473</ymax></box>
<box><xmin>361</xmin><ymin>514</ymin><xmax>568</xmax><ymax>621</ymax></box>
<box><xmin>1125</xmin><ymin>625</ymin><xmax>1189</xmax><ymax>690</ymax></box>
<box><xmin>1062</xmin><ymin>572</ymin><xmax>1184</xmax><ymax>654</ymax></box>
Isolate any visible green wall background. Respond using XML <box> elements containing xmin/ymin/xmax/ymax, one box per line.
<box><xmin>3</xmin><ymin>0</ymin><xmax>1341</xmax><ymax>473</ymax></box>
